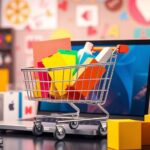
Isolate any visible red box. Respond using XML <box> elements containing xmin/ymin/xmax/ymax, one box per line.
<box><xmin>71</xmin><ymin>59</ymin><xmax>106</xmax><ymax>98</ymax></box>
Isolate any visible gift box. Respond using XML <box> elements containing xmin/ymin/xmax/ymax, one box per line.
<box><xmin>0</xmin><ymin>69</ymin><xmax>9</xmax><ymax>91</ymax></box>
<box><xmin>71</xmin><ymin>59</ymin><xmax>106</xmax><ymax>98</ymax></box>
<box><xmin>59</xmin><ymin>49</ymin><xmax>78</xmax><ymax>75</ymax></box>
<box><xmin>19</xmin><ymin>91</ymin><xmax>36</xmax><ymax>119</ymax></box>
<box><xmin>142</xmin><ymin>121</ymin><xmax>150</xmax><ymax>145</ymax></box>
<box><xmin>107</xmin><ymin>119</ymin><xmax>141</xmax><ymax>150</ymax></box>
<box><xmin>37</xmin><ymin>61</ymin><xmax>51</xmax><ymax>98</ymax></box>
<box><xmin>0</xmin><ymin>91</ymin><xmax>37</xmax><ymax>121</ymax></box>
<box><xmin>42</xmin><ymin>52</ymin><xmax>75</xmax><ymax>96</ymax></box>
<box><xmin>0</xmin><ymin>91</ymin><xmax>19</xmax><ymax>121</ymax></box>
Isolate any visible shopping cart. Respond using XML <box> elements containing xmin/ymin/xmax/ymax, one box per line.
<box><xmin>21</xmin><ymin>44</ymin><xmax>128</xmax><ymax>140</ymax></box>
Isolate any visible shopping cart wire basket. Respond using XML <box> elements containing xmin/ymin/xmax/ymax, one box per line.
<box><xmin>21</xmin><ymin>44</ymin><xmax>128</xmax><ymax>140</ymax></box>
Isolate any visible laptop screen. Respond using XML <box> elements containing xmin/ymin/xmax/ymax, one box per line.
<box><xmin>38</xmin><ymin>40</ymin><xmax>150</xmax><ymax>116</ymax></box>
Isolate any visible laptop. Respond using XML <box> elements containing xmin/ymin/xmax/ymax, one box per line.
<box><xmin>0</xmin><ymin>40</ymin><xmax>149</xmax><ymax>136</ymax></box>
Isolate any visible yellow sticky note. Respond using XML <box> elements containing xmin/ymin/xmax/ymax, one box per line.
<box><xmin>0</xmin><ymin>69</ymin><xmax>9</xmax><ymax>91</ymax></box>
<box><xmin>42</xmin><ymin>53</ymin><xmax>73</xmax><ymax>96</ymax></box>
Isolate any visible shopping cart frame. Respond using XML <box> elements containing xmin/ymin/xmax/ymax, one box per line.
<box><xmin>21</xmin><ymin>45</ymin><xmax>128</xmax><ymax>140</ymax></box>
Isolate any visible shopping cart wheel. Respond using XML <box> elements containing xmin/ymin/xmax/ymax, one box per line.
<box><xmin>32</xmin><ymin>120</ymin><xmax>44</xmax><ymax>136</ymax></box>
<box><xmin>69</xmin><ymin>121</ymin><xmax>79</xmax><ymax>129</ymax></box>
<box><xmin>54</xmin><ymin>126</ymin><xmax>66</xmax><ymax>140</ymax></box>
<box><xmin>98</xmin><ymin>123</ymin><xmax>107</xmax><ymax>137</ymax></box>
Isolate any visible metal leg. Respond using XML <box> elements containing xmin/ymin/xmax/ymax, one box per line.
<box><xmin>68</xmin><ymin>103</ymin><xmax>80</xmax><ymax>117</ymax></box>
<box><xmin>97</xmin><ymin>103</ymin><xmax>109</xmax><ymax>120</ymax></box>
<box><xmin>56</xmin><ymin>103</ymin><xmax>109</xmax><ymax>124</ymax></box>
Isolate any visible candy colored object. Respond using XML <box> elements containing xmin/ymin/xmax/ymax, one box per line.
<box><xmin>142</xmin><ymin>122</ymin><xmax>150</xmax><ymax>145</ymax></box>
<box><xmin>66</xmin><ymin>86</ymin><xmax>85</xmax><ymax>100</ymax></box>
<box><xmin>72</xmin><ymin>59</ymin><xmax>106</xmax><ymax>98</ymax></box>
<box><xmin>107</xmin><ymin>119</ymin><xmax>141</xmax><ymax>150</ymax></box>
<box><xmin>92</xmin><ymin>45</ymin><xmax>129</xmax><ymax>54</ymax></box>
<box><xmin>42</xmin><ymin>53</ymin><xmax>74</xmax><ymax>96</ymax></box>
<box><xmin>144</xmin><ymin>114</ymin><xmax>150</xmax><ymax>122</ymax></box>
<box><xmin>0</xmin><ymin>69</ymin><xmax>9</xmax><ymax>91</ymax></box>
<box><xmin>66</xmin><ymin>57</ymin><xmax>94</xmax><ymax>100</ymax></box>
<box><xmin>32</xmin><ymin>38</ymin><xmax>71</xmax><ymax>67</ymax></box>
<box><xmin>33</xmin><ymin>81</ymin><xmax>41</xmax><ymax>98</ymax></box>
<box><xmin>37</xmin><ymin>61</ymin><xmax>51</xmax><ymax>98</ymax></box>
<box><xmin>37</xmin><ymin>62</ymin><xmax>60</xmax><ymax>99</ymax></box>
<box><xmin>58</xmin><ymin>49</ymin><xmax>78</xmax><ymax>75</ymax></box>
<box><xmin>79</xmin><ymin>52</ymin><xmax>94</xmax><ymax>65</ymax></box>
<box><xmin>78</xmin><ymin>42</ymin><xmax>93</xmax><ymax>64</ymax></box>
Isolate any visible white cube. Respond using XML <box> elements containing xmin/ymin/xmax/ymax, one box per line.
<box><xmin>0</xmin><ymin>91</ymin><xmax>19</xmax><ymax>121</ymax></box>
<box><xmin>0</xmin><ymin>91</ymin><xmax>37</xmax><ymax>121</ymax></box>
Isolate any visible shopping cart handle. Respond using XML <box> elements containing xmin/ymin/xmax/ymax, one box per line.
<box><xmin>117</xmin><ymin>44</ymin><xmax>129</xmax><ymax>53</ymax></box>
<box><xmin>92</xmin><ymin>44</ymin><xmax>129</xmax><ymax>54</ymax></box>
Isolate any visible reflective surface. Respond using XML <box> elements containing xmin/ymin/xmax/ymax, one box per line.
<box><xmin>0</xmin><ymin>132</ymin><xmax>150</xmax><ymax>150</ymax></box>
<box><xmin>0</xmin><ymin>132</ymin><xmax>107</xmax><ymax>150</ymax></box>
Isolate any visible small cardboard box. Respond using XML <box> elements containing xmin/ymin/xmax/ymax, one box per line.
<box><xmin>18</xmin><ymin>91</ymin><xmax>37</xmax><ymax>119</ymax></box>
<box><xmin>0</xmin><ymin>91</ymin><xmax>37</xmax><ymax>121</ymax></box>
<box><xmin>107</xmin><ymin>119</ymin><xmax>141</xmax><ymax>150</ymax></box>
<box><xmin>0</xmin><ymin>91</ymin><xmax>19</xmax><ymax>121</ymax></box>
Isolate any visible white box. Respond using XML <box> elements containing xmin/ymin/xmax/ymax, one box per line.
<box><xmin>0</xmin><ymin>91</ymin><xmax>37</xmax><ymax>121</ymax></box>
<box><xmin>18</xmin><ymin>91</ymin><xmax>37</xmax><ymax>119</ymax></box>
<box><xmin>0</xmin><ymin>91</ymin><xmax>19</xmax><ymax>121</ymax></box>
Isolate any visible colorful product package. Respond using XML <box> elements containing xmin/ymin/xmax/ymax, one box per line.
<box><xmin>58</xmin><ymin>49</ymin><xmax>78</xmax><ymax>75</ymax></box>
<box><xmin>32</xmin><ymin>38</ymin><xmax>71</xmax><ymax>67</ymax></box>
<box><xmin>0</xmin><ymin>69</ymin><xmax>9</xmax><ymax>91</ymax></box>
<box><xmin>69</xmin><ymin>58</ymin><xmax>106</xmax><ymax>98</ymax></box>
<box><xmin>74</xmin><ymin>47</ymin><xmax>113</xmax><ymax>99</ymax></box>
<box><xmin>42</xmin><ymin>52</ymin><xmax>76</xmax><ymax>96</ymax></box>
<box><xmin>79</xmin><ymin>52</ymin><xmax>94</xmax><ymax>65</ymax></box>
<box><xmin>33</xmin><ymin>80</ymin><xmax>41</xmax><ymax>98</ymax></box>
<box><xmin>78</xmin><ymin>42</ymin><xmax>93</xmax><ymax>63</ymax></box>
<box><xmin>37</xmin><ymin>61</ymin><xmax>51</xmax><ymax>98</ymax></box>
<box><xmin>67</xmin><ymin>57</ymin><xmax>94</xmax><ymax>100</ymax></box>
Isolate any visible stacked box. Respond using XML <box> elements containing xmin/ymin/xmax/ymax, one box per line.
<box><xmin>107</xmin><ymin>119</ymin><xmax>141</xmax><ymax>150</ymax></box>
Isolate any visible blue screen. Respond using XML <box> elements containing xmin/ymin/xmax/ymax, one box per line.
<box><xmin>39</xmin><ymin>43</ymin><xmax>150</xmax><ymax>116</ymax></box>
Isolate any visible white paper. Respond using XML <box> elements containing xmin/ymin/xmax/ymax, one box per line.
<box><xmin>95</xmin><ymin>47</ymin><xmax>112</xmax><ymax>63</ymax></box>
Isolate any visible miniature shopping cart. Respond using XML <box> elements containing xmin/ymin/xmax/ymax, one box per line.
<box><xmin>21</xmin><ymin>44</ymin><xmax>128</xmax><ymax>140</ymax></box>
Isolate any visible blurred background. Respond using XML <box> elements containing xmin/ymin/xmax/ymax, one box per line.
<box><xmin>0</xmin><ymin>0</ymin><xmax>150</xmax><ymax>91</ymax></box>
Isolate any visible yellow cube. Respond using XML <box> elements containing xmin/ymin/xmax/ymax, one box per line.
<box><xmin>0</xmin><ymin>69</ymin><xmax>9</xmax><ymax>91</ymax></box>
<box><xmin>142</xmin><ymin>122</ymin><xmax>150</xmax><ymax>145</ymax></box>
<box><xmin>107</xmin><ymin>119</ymin><xmax>141</xmax><ymax>150</ymax></box>
<box><xmin>144</xmin><ymin>115</ymin><xmax>150</xmax><ymax>122</ymax></box>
